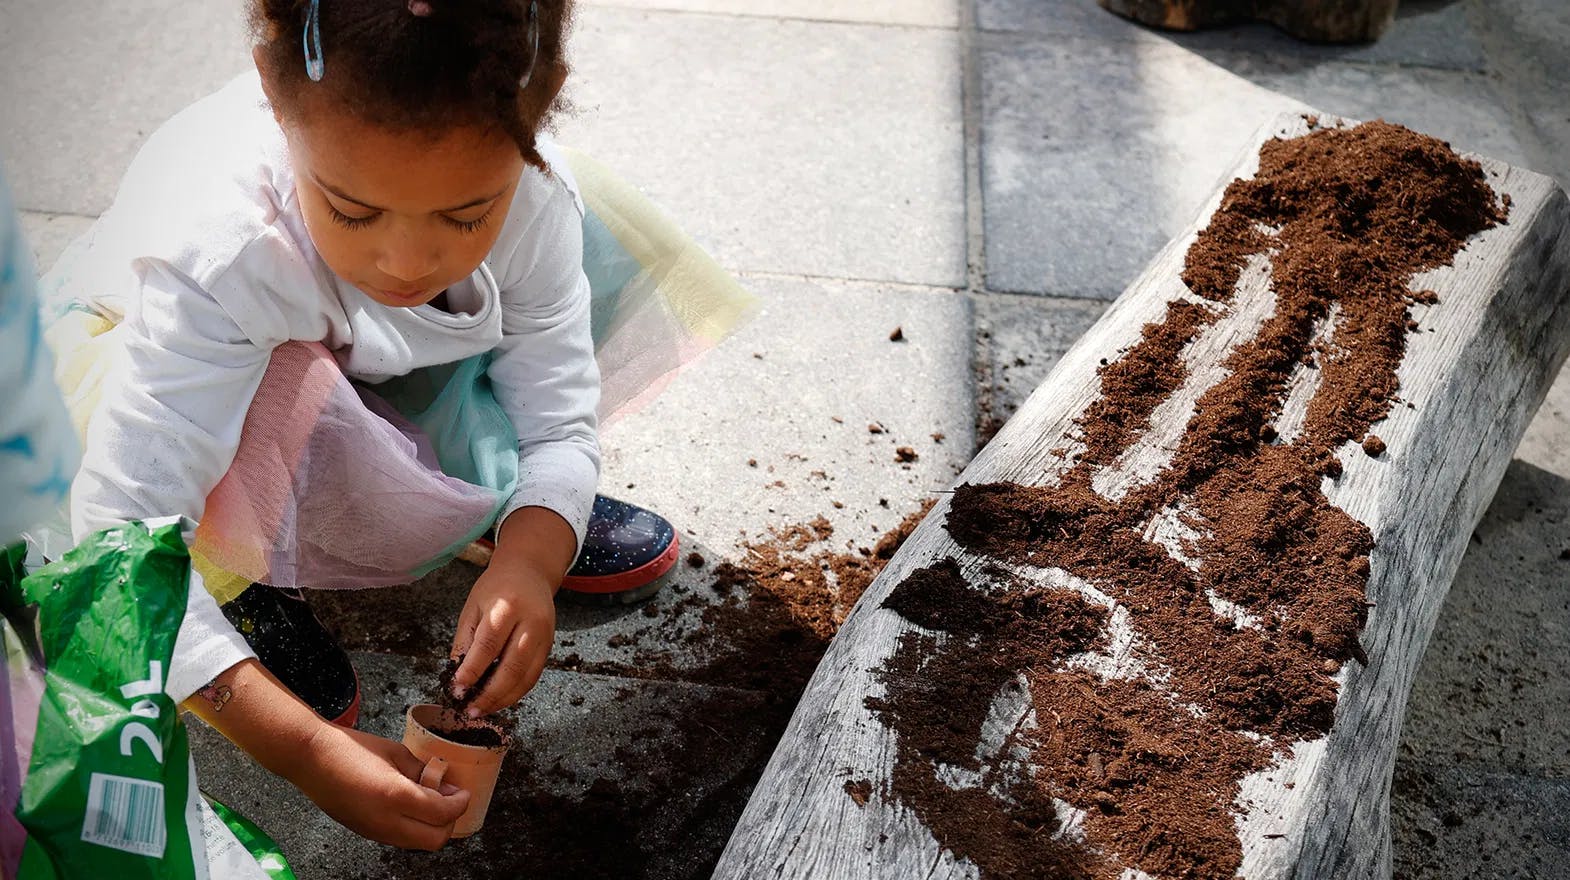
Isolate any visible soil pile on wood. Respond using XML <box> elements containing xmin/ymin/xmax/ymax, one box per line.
<box><xmin>867</xmin><ymin>559</ymin><xmax>1111</xmax><ymax>879</ymax></box>
<box><xmin>870</xmin><ymin>120</ymin><xmax>1507</xmax><ymax>878</ymax></box>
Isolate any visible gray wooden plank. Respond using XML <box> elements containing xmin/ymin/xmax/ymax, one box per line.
<box><xmin>713</xmin><ymin>113</ymin><xmax>1570</xmax><ymax>879</ymax></box>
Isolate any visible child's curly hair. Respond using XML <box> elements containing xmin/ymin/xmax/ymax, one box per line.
<box><xmin>250</xmin><ymin>0</ymin><xmax>573</xmax><ymax>169</ymax></box>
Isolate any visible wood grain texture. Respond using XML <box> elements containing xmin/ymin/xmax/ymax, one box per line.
<box><xmin>1095</xmin><ymin>0</ymin><xmax>1399</xmax><ymax>42</ymax></box>
<box><xmin>712</xmin><ymin>114</ymin><xmax>1570</xmax><ymax>880</ymax></box>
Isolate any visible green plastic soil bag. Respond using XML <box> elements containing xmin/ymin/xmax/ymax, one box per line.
<box><xmin>202</xmin><ymin>798</ymin><xmax>297</xmax><ymax>880</ymax></box>
<box><xmin>12</xmin><ymin>520</ymin><xmax>202</xmax><ymax>878</ymax></box>
<box><xmin>3</xmin><ymin>519</ymin><xmax>290</xmax><ymax>879</ymax></box>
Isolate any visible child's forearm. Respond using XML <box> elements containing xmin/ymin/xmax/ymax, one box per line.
<box><xmin>492</xmin><ymin>505</ymin><xmax>577</xmax><ymax>588</ymax></box>
<box><xmin>182</xmin><ymin>658</ymin><xmax>327</xmax><ymax>781</ymax></box>
<box><xmin>185</xmin><ymin>658</ymin><xmax>470</xmax><ymax>849</ymax></box>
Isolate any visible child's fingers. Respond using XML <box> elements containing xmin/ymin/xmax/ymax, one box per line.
<box><xmin>399</xmin><ymin>778</ymin><xmax>471</xmax><ymax>830</ymax></box>
<box><xmin>388</xmin><ymin>741</ymin><xmax>429</xmax><ymax>782</ymax></box>
<box><xmin>398</xmin><ymin>825</ymin><xmax>450</xmax><ymax>852</ymax></box>
<box><xmin>450</xmin><ymin>601</ymin><xmax>481</xmax><ymax>662</ymax></box>
<box><xmin>466</xmin><ymin>631</ymin><xmax>531</xmax><ymax>715</ymax></box>
<box><xmin>384</xmin><ymin>763</ymin><xmax>470</xmax><ymax>850</ymax></box>
<box><xmin>468</xmin><ymin>631</ymin><xmax>547</xmax><ymax>716</ymax></box>
<box><xmin>389</xmin><ymin>811</ymin><xmax>463</xmax><ymax>852</ymax></box>
<box><xmin>416</xmin><ymin>757</ymin><xmax>447</xmax><ymax>791</ymax></box>
<box><xmin>452</xmin><ymin>611</ymin><xmax>507</xmax><ymax>691</ymax></box>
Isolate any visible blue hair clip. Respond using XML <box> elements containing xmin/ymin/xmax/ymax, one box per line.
<box><xmin>303</xmin><ymin>0</ymin><xmax>325</xmax><ymax>81</ymax></box>
<box><xmin>519</xmin><ymin>0</ymin><xmax>540</xmax><ymax>90</ymax></box>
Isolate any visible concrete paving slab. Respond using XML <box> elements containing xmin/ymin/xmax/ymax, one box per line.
<box><xmin>189</xmin><ymin>654</ymin><xmax>779</xmax><ymax>879</ymax></box>
<box><xmin>971</xmin><ymin>291</ymin><xmax>1107</xmax><ymax>441</ymax></box>
<box><xmin>1399</xmin><ymin>459</ymin><xmax>1570</xmax><ymax>776</ymax></box>
<box><xmin>1471</xmin><ymin>0</ymin><xmax>1570</xmax><ymax>84</ymax></box>
<box><xmin>313</xmin><ymin>273</ymin><xmax>971</xmax><ymax>677</ymax></box>
<box><xmin>18</xmin><ymin>211</ymin><xmax>95</xmax><ymax>275</ymax></box>
<box><xmin>1390</xmin><ymin>758</ymin><xmax>1570</xmax><ymax>880</ymax></box>
<box><xmin>0</xmin><ymin>1</ymin><xmax>252</xmax><ymax>216</ymax></box>
<box><xmin>1397</xmin><ymin>362</ymin><xmax>1570</xmax><ymax>779</ymax></box>
<box><xmin>1470</xmin><ymin>0</ymin><xmax>1570</xmax><ymax>187</ymax></box>
<box><xmin>1516</xmin><ymin>357</ymin><xmax>1570</xmax><ymax>477</ymax></box>
<box><xmin>584</xmin><ymin>0</ymin><xmax>959</xmax><ymax>29</ymax></box>
<box><xmin>977</xmin><ymin>0</ymin><xmax>1487</xmax><ymax>71</ymax></box>
<box><xmin>978</xmin><ymin>32</ymin><xmax>1305</xmax><ymax>298</ymax></box>
<box><xmin>308</xmin><ymin>562</ymin><xmax>478</xmax><ymax>660</ymax></box>
<box><xmin>557</xmin><ymin>7</ymin><xmax>966</xmax><ymax>286</ymax></box>
<box><xmin>596</xmin><ymin>274</ymin><xmax>973</xmax><ymax>540</ymax></box>
<box><xmin>979</xmin><ymin>31</ymin><xmax>1528</xmax><ymax>298</ymax></box>
<box><xmin>1519</xmin><ymin>104</ymin><xmax>1570</xmax><ymax>188</ymax></box>
<box><xmin>977</xmin><ymin>0</ymin><xmax>1134</xmax><ymax>40</ymax></box>
<box><xmin>1205</xmin><ymin>50</ymin><xmax>1529</xmax><ymax>167</ymax></box>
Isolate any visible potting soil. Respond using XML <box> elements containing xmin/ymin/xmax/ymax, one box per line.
<box><xmin>869</xmin><ymin>120</ymin><xmax>1507</xmax><ymax>879</ymax></box>
<box><xmin>430</xmin><ymin>724</ymin><xmax>508</xmax><ymax>749</ymax></box>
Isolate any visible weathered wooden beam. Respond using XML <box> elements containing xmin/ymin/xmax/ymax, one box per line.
<box><xmin>1097</xmin><ymin>0</ymin><xmax>1399</xmax><ymax>42</ymax></box>
<box><xmin>713</xmin><ymin>114</ymin><xmax>1570</xmax><ymax>879</ymax></box>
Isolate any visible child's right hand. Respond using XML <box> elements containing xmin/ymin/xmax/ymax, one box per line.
<box><xmin>185</xmin><ymin>658</ymin><xmax>469</xmax><ymax>851</ymax></box>
<box><xmin>293</xmin><ymin>722</ymin><xmax>472</xmax><ymax>851</ymax></box>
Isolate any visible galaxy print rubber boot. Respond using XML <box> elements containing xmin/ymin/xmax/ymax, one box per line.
<box><xmin>221</xmin><ymin>585</ymin><xmax>362</xmax><ymax>727</ymax></box>
<box><xmin>558</xmin><ymin>495</ymin><xmax>680</xmax><ymax>604</ymax></box>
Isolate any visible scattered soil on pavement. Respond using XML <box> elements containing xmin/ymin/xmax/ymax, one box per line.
<box><xmin>568</xmin><ymin>501</ymin><xmax>935</xmax><ymax>694</ymax></box>
<box><xmin>366</xmin><ymin>501</ymin><xmax>937</xmax><ymax>879</ymax></box>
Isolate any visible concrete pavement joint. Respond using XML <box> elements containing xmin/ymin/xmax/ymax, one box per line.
<box><xmin>733</xmin><ymin>269</ymin><xmax>966</xmax><ymax>295</ymax></box>
<box><xmin>581</xmin><ymin>4</ymin><xmax>960</xmax><ymax>34</ymax></box>
<box><xmin>961</xmin><ymin>0</ymin><xmax>988</xmax><ymax>296</ymax></box>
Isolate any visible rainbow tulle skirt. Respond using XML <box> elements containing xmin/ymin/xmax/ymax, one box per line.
<box><xmin>39</xmin><ymin>149</ymin><xmax>756</xmax><ymax>603</ymax></box>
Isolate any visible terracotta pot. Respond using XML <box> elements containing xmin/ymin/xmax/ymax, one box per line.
<box><xmin>402</xmin><ymin>703</ymin><xmax>509</xmax><ymax>837</ymax></box>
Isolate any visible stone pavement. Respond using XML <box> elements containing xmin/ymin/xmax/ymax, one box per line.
<box><xmin>2</xmin><ymin>1</ymin><xmax>1567</xmax><ymax>877</ymax></box>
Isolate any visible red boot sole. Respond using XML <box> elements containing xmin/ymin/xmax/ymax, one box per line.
<box><xmin>560</xmin><ymin>533</ymin><xmax>681</xmax><ymax>596</ymax></box>
<box><xmin>329</xmin><ymin>672</ymin><xmax>362</xmax><ymax>729</ymax></box>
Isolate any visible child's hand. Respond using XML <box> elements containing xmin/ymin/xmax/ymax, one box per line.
<box><xmin>449</xmin><ymin>563</ymin><xmax>557</xmax><ymax>715</ymax></box>
<box><xmin>184</xmin><ymin>658</ymin><xmax>468</xmax><ymax>851</ymax></box>
<box><xmin>449</xmin><ymin>506</ymin><xmax>577</xmax><ymax>716</ymax></box>
<box><xmin>296</xmin><ymin>722</ymin><xmax>471</xmax><ymax>851</ymax></box>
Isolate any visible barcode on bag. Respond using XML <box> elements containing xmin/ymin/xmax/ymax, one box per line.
<box><xmin>80</xmin><ymin>772</ymin><xmax>167</xmax><ymax>858</ymax></box>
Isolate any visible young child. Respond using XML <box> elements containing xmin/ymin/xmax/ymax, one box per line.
<box><xmin>39</xmin><ymin>0</ymin><xmax>750</xmax><ymax>850</ymax></box>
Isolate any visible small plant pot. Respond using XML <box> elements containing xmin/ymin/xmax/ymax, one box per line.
<box><xmin>402</xmin><ymin>703</ymin><xmax>509</xmax><ymax>837</ymax></box>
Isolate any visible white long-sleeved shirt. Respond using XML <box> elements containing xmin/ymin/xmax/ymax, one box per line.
<box><xmin>46</xmin><ymin>72</ymin><xmax>602</xmax><ymax>697</ymax></box>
